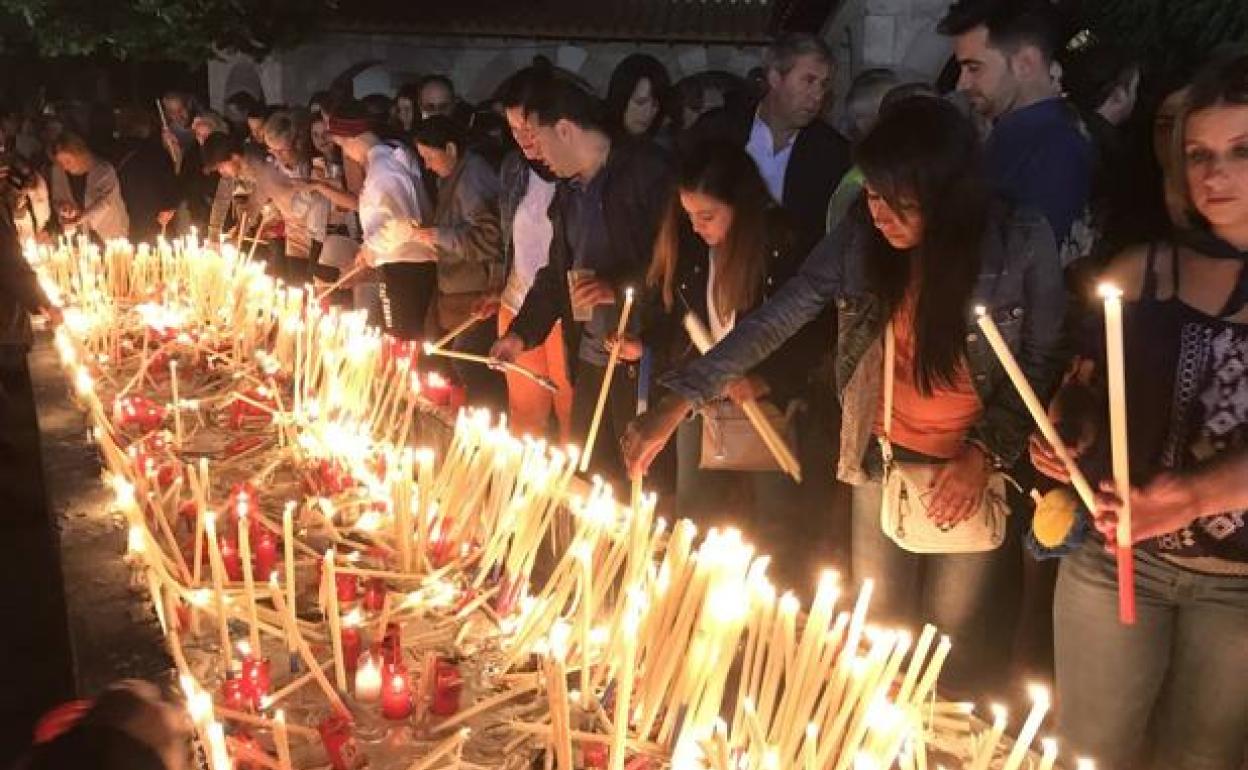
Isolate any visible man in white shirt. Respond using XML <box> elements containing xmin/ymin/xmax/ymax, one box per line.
<box><xmin>326</xmin><ymin>105</ymin><xmax>435</xmax><ymax>340</ymax></box>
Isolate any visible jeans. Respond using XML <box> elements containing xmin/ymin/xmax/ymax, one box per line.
<box><xmin>499</xmin><ymin>307</ymin><xmax>573</xmax><ymax>444</ymax></box>
<box><xmin>851</xmin><ymin>480</ymin><xmax>1012</xmax><ymax>694</ymax></box>
<box><xmin>1055</xmin><ymin>541</ymin><xmax>1248</xmax><ymax>770</ymax></box>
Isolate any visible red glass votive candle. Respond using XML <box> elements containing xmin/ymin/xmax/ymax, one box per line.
<box><xmin>380</xmin><ymin>671</ymin><xmax>413</xmax><ymax>720</ymax></box>
<box><xmin>431</xmin><ymin>659</ymin><xmax>462</xmax><ymax>717</ymax></box>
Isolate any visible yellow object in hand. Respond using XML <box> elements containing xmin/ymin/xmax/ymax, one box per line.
<box><xmin>1032</xmin><ymin>488</ymin><xmax>1079</xmax><ymax>548</ymax></box>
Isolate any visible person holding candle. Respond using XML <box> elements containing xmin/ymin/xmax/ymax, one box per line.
<box><xmin>49</xmin><ymin>131</ymin><xmax>129</xmax><ymax>242</ymax></box>
<box><xmin>623</xmin><ymin>139</ymin><xmax>827</xmax><ymax>586</ymax></box>
<box><xmin>1033</xmin><ymin>53</ymin><xmax>1248</xmax><ymax>770</ymax></box>
<box><xmin>403</xmin><ymin>115</ymin><xmax>506</xmax><ymax>411</ymax></box>
<box><xmin>324</xmin><ymin>101</ymin><xmax>436</xmax><ymax>341</ymax></box>
<box><xmin>623</xmin><ymin>96</ymin><xmax>1066</xmax><ymax>691</ymax></box>
<box><xmin>491</xmin><ymin>74</ymin><xmax>675</xmax><ymax>484</ymax></box>
<box><xmin>490</xmin><ymin>64</ymin><xmax>574</xmax><ymax>443</ymax></box>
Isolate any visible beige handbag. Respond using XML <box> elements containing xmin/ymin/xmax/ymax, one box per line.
<box><xmin>700</xmin><ymin>398</ymin><xmax>800</xmax><ymax>474</ymax></box>
<box><xmin>879</xmin><ymin>323</ymin><xmax>1009</xmax><ymax>554</ymax></box>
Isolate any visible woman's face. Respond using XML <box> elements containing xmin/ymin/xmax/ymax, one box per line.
<box><xmin>416</xmin><ymin>143</ymin><xmax>457</xmax><ymax>179</ymax></box>
<box><xmin>505</xmin><ymin>106</ymin><xmax>541</xmax><ymax>161</ymax></box>
<box><xmin>864</xmin><ymin>184</ymin><xmax>924</xmax><ymax>249</ymax></box>
<box><xmin>311</xmin><ymin>120</ymin><xmax>334</xmax><ymax>157</ymax></box>
<box><xmin>396</xmin><ymin>97</ymin><xmax>416</xmax><ymax>130</ymax></box>
<box><xmin>623</xmin><ymin>77</ymin><xmax>660</xmax><ymax>137</ymax></box>
<box><xmin>1183</xmin><ymin>103</ymin><xmax>1248</xmax><ymax>232</ymax></box>
<box><xmin>680</xmin><ymin>189</ymin><xmax>734</xmax><ymax>248</ymax></box>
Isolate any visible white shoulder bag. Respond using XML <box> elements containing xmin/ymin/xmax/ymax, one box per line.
<box><xmin>879</xmin><ymin>322</ymin><xmax>1010</xmax><ymax>554</ymax></box>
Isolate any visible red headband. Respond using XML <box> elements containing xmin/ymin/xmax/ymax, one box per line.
<box><xmin>325</xmin><ymin>115</ymin><xmax>371</xmax><ymax>138</ymax></box>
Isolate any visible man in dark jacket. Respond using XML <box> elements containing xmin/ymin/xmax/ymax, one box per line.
<box><xmin>492</xmin><ymin>76</ymin><xmax>674</xmax><ymax>484</ymax></box>
<box><xmin>684</xmin><ymin>32</ymin><xmax>851</xmax><ymax>257</ymax></box>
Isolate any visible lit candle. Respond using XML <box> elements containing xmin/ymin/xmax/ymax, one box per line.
<box><xmin>1000</xmin><ymin>686</ymin><xmax>1050</xmax><ymax>770</ymax></box>
<box><xmin>354</xmin><ymin>653</ymin><xmax>383</xmax><ymax>702</ymax></box>
<box><xmin>381</xmin><ymin>672</ymin><xmax>413</xmax><ymax>720</ymax></box>
<box><xmin>609</xmin><ymin>593</ymin><xmax>642</xmax><ymax>770</ymax></box>
<box><xmin>1098</xmin><ymin>283</ymin><xmax>1136</xmax><ymax>625</ymax></box>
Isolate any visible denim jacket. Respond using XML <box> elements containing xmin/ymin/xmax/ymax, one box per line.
<box><xmin>661</xmin><ymin>203</ymin><xmax>1067</xmax><ymax>485</ymax></box>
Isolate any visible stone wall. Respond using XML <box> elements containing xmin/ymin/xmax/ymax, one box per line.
<box><xmin>822</xmin><ymin>0</ymin><xmax>953</xmax><ymax>98</ymax></box>
<box><xmin>209</xmin><ymin>33</ymin><xmax>765</xmax><ymax>110</ymax></box>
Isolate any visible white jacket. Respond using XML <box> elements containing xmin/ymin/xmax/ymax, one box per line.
<box><xmin>50</xmin><ymin>160</ymin><xmax>129</xmax><ymax>241</ymax></box>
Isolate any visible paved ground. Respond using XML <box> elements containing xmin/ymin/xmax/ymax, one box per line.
<box><xmin>0</xmin><ymin>335</ymin><xmax>167</xmax><ymax>765</ymax></box>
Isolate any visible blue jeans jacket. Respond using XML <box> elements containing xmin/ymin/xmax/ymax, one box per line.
<box><xmin>661</xmin><ymin>204</ymin><xmax>1067</xmax><ymax>484</ymax></box>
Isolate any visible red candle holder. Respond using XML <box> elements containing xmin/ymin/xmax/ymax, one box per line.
<box><xmin>220</xmin><ymin>677</ymin><xmax>249</xmax><ymax>712</ymax></box>
<box><xmin>342</xmin><ymin>626</ymin><xmax>362</xmax><ymax>679</ymax></box>
<box><xmin>381</xmin><ymin>623</ymin><xmax>402</xmax><ymax>667</ymax></box>
<box><xmin>240</xmin><ymin>656</ymin><xmax>271</xmax><ymax>709</ymax></box>
<box><xmin>318</xmin><ymin>714</ymin><xmax>366</xmax><ymax>770</ymax></box>
<box><xmin>431</xmin><ymin>659</ymin><xmax>461</xmax><ymax>717</ymax></box>
<box><xmin>336</xmin><ymin>572</ymin><xmax>359</xmax><ymax>604</ymax></box>
<box><xmin>219</xmin><ymin>536</ymin><xmax>243</xmax><ymax>582</ymax></box>
<box><xmin>113</xmin><ymin>395</ymin><xmax>167</xmax><ymax>433</ymax></box>
<box><xmin>380</xmin><ymin>671</ymin><xmax>413</xmax><ymax>720</ymax></box>
<box><xmin>582</xmin><ymin>742</ymin><xmax>608</xmax><ymax>769</ymax></box>
<box><xmin>363</xmin><ymin>578</ymin><xmax>386</xmax><ymax>612</ymax></box>
<box><xmin>254</xmin><ymin>527</ymin><xmax>278</xmax><ymax>580</ymax></box>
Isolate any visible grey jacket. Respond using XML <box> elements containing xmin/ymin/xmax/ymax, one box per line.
<box><xmin>431</xmin><ymin>152</ymin><xmax>503</xmax><ymax>295</ymax></box>
<box><xmin>662</xmin><ymin>204</ymin><xmax>1067</xmax><ymax>485</ymax></box>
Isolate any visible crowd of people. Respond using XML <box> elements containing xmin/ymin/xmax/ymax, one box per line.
<box><xmin>0</xmin><ymin>0</ymin><xmax>1246</xmax><ymax>767</ymax></box>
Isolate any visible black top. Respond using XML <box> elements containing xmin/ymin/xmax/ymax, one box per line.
<box><xmin>509</xmin><ymin>139</ymin><xmax>675</xmax><ymax>371</ymax></box>
<box><xmin>114</xmin><ymin>138</ymin><xmax>179</xmax><ymax>242</ymax></box>
<box><xmin>641</xmin><ymin>206</ymin><xmax>829</xmax><ymax>407</ymax></box>
<box><xmin>1078</xmin><ymin>242</ymin><xmax>1248</xmax><ymax>571</ymax></box>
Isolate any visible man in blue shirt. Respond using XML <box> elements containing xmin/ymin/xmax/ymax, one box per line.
<box><xmin>940</xmin><ymin>0</ymin><xmax>1093</xmax><ymax>267</ymax></box>
<box><xmin>492</xmin><ymin>76</ymin><xmax>673</xmax><ymax>483</ymax></box>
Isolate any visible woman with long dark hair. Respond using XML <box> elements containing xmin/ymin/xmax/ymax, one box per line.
<box><xmin>1033</xmin><ymin>52</ymin><xmax>1248</xmax><ymax>770</ymax></box>
<box><xmin>605</xmin><ymin>54</ymin><xmax>671</xmax><ymax>142</ymax></box>
<box><xmin>623</xmin><ymin>97</ymin><xmax>1067</xmax><ymax>687</ymax></box>
<box><xmin>634</xmin><ymin>140</ymin><xmax>822</xmax><ymax>583</ymax></box>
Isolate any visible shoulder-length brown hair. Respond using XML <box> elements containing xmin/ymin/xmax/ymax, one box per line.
<box><xmin>648</xmin><ymin>140</ymin><xmax>774</xmax><ymax>320</ymax></box>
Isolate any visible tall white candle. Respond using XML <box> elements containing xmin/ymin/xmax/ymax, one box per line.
<box><xmin>1098</xmin><ymin>283</ymin><xmax>1136</xmax><ymax>625</ymax></box>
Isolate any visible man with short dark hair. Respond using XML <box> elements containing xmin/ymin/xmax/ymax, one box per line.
<box><xmin>686</xmin><ymin>32</ymin><xmax>850</xmax><ymax>256</ymax></box>
<box><xmin>491</xmin><ymin>76</ymin><xmax>673</xmax><ymax>483</ymax></box>
<box><xmin>940</xmin><ymin>0</ymin><xmax>1093</xmax><ymax>263</ymax></box>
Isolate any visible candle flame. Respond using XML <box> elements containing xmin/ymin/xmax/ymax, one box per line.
<box><xmin>1096</xmin><ymin>282</ymin><xmax>1123</xmax><ymax>300</ymax></box>
<box><xmin>1027</xmin><ymin>683</ymin><xmax>1052</xmax><ymax>708</ymax></box>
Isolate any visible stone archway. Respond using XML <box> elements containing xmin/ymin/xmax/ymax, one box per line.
<box><xmin>223</xmin><ymin>60</ymin><xmax>265</xmax><ymax>104</ymax></box>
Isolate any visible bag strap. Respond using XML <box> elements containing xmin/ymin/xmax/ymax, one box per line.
<box><xmin>881</xmin><ymin>321</ymin><xmax>896</xmax><ymax>463</ymax></box>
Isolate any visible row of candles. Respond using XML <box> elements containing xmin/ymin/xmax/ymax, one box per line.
<box><xmin>37</xmin><ymin>235</ymin><xmax>1101</xmax><ymax>770</ymax></box>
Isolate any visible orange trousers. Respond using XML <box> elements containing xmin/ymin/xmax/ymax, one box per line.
<box><xmin>498</xmin><ymin>306</ymin><xmax>574</xmax><ymax>443</ymax></box>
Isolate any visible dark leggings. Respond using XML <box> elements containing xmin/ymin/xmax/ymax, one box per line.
<box><xmin>379</xmin><ymin>262</ymin><xmax>438</xmax><ymax>340</ymax></box>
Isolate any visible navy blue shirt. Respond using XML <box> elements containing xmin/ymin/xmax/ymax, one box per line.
<box><xmin>565</xmin><ymin>169</ymin><xmax>615</xmax><ymax>365</ymax></box>
<box><xmin>985</xmin><ymin>97</ymin><xmax>1093</xmax><ymax>265</ymax></box>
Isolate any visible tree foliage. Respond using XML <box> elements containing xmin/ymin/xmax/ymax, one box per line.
<box><xmin>1076</xmin><ymin>0</ymin><xmax>1248</xmax><ymax>83</ymax></box>
<box><xmin>0</xmin><ymin>0</ymin><xmax>335</xmax><ymax>63</ymax></box>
